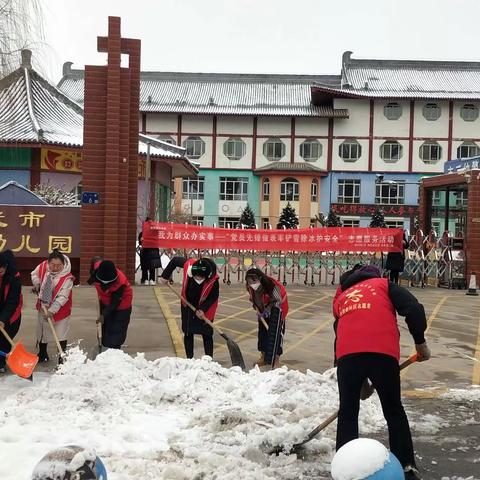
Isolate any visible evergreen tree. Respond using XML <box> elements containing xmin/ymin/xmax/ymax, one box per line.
<box><xmin>326</xmin><ymin>209</ymin><xmax>343</xmax><ymax>227</ymax></box>
<box><xmin>315</xmin><ymin>211</ymin><xmax>327</xmax><ymax>227</ymax></box>
<box><xmin>277</xmin><ymin>202</ymin><xmax>299</xmax><ymax>229</ymax></box>
<box><xmin>369</xmin><ymin>207</ymin><xmax>387</xmax><ymax>227</ymax></box>
<box><xmin>237</xmin><ymin>204</ymin><xmax>256</xmax><ymax>229</ymax></box>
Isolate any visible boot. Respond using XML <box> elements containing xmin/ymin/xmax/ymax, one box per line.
<box><xmin>255</xmin><ymin>352</ymin><xmax>266</xmax><ymax>367</ymax></box>
<box><xmin>404</xmin><ymin>466</ymin><xmax>421</xmax><ymax>480</ymax></box>
<box><xmin>273</xmin><ymin>355</ymin><xmax>281</xmax><ymax>369</ymax></box>
<box><xmin>58</xmin><ymin>340</ymin><xmax>67</xmax><ymax>364</ymax></box>
<box><xmin>38</xmin><ymin>343</ymin><xmax>49</xmax><ymax>362</ymax></box>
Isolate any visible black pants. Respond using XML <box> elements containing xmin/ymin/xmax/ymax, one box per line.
<box><xmin>0</xmin><ymin>318</ymin><xmax>21</xmax><ymax>368</ymax></box>
<box><xmin>140</xmin><ymin>262</ymin><xmax>156</xmax><ymax>283</ymax></box>
<box><xmin>258</xmin><ymin>317</ymin><xmax>285</xmax><ymax>355</ymax></box>
<box><xmin>389</xmin><ymin>270</ymin><xmax>400</xmax><ymax>284</ymax></box>
<box><xmin>336</xmin><ymin>353</ymin><xmax>416</xmax><ymax>468</ymax></box>
<box><xmin>184</xmin><ymin>333</ymin><xmax>213</xmax><ymax>359</ymax></box>
<box><xmin>102</xmin><ymin>308</ymin><xmax>131</xmax><ymax>349</ymax></box>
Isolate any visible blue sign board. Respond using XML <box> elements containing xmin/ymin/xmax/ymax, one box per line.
<box><xmin>444</xmin><ymin>157</ymin><xmax>480</xmax><ymax>173</ymax></box>
<box><xmin>81</xmin><ymin>192</ymin><xmax>100</xmax><ymax>204</ymax></box>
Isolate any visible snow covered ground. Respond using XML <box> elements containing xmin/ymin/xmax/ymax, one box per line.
<box><xmin>0</xmin><ymin>348</ymin><xmax>477</xmax><ymax>479</ymax></box>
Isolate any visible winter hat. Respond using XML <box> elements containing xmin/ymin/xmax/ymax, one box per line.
<box><xmin>359</xmin><ymin>264</ymin><xmax>381</xmax><ymax>277</ymax></box>
<box><xmin>95</xmin><ymin>260</ymin><xmax>118</xmax><ymax>284</ymax></box>
<box><xmin>191</xmin><ymin>259</ymin><xmax>212</xmax><ymax>279</ymax></box>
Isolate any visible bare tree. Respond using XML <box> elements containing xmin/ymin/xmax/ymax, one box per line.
<box><xmin>0</xmin><ymin>0</ymin><xmax>44</xmax><ymax>76</ymax></box>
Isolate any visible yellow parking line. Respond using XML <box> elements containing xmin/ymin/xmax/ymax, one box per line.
<box><xmin>472</xmin><ymin>309</ymin><xmax>480</xmax><ymax>385</ymax></box>
<box><xmin>153</xmin><ymin>287</ymin><xmax>186</xmax><ymax>358</ymax></box>
<box><xmin>283</xmin><ymin>317</ymin><xmax>332</xmax><ymax>354</ymax></box>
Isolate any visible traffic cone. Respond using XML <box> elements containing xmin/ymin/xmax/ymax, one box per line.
<box><xmin>466</xmin><ymin>272</ymin><xmax>479</xmax><ymax>296</ymax></box>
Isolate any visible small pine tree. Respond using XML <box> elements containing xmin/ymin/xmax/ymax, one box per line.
<box><xmin>277</xmin><ymin>202</ymin><xmax>299</xmax><ymax>229</ymax></box>
<box><xmin>237</xmin><ymin>204</ymin><xmax>256</xmax><ymax>229</ymax></box>
<box><xmin>370</xmin><ymin>207</ymin><xmax>387</xmax><ymax>227</ymax></box>
<box><xmin>326</xmin><ymin>209</ymin><xmax>343</xmax><ymax>227</ymax></box>
<box><xmin>315</xmin><ymin>212</ymin><xmax>327</xmax><ymax>227</ymax></box>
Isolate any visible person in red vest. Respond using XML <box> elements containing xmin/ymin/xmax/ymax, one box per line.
<box><xmin>333</xmin><ymin>264</ymin><xmax>431</xmax><ymax>480</ymax></box>
<box><xmin>159</xmin><ymin>257</ymin><xmax>219</xmax><ymax>359</ymax></box>
<box><xmin>91</xmin><ymin>260</ymin><xmax>133</xmax><ymax>349</ymax></box>
<box><xmin>0</xmin><ymin>250</ymin><xmax>22</xmax><ymax>373</ymax></box>
<box><xmin>31</xmin><ymin>250</ymin><xmax>74</xmax><ymax>363</ymax></box>
<box><xmin>245</xmin><ymin>268</ymin><xmax>289</xmax><ymax>369</ymax></box>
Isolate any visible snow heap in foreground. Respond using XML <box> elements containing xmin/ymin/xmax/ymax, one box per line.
<box><xmin>0</xmin><ymin>348</ymin><xmax>447</xmax><ymax>479</ymax></box>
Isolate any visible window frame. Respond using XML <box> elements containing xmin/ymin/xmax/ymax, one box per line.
<box><xmin>262</xmin><ymin>217</ymin><xmax>270</xmax><ymax>229</ymax></box>
<box><xmin>183</xmin><ymin>136</ymin><xmax>205</xmax><ymax>159</ymax></box>
<box><xmin>218</xmin><ymin>216</ymin><xmax>241</xmax><ymax>228</ymax></box>
<box><xmin>380</xmin><ymin>140</ymin><xmax>403</xmax><ymax>162</ymax></box>
<box><xmin>341</xmin><ymin>217</ymin><xmax>360</xmax><ymax>227</ymax></box>
<box><xmin>223</xmin><ymin>137</ymin><xmax>246</xmax><ymax>160</ymax></box>
<box><xmin>280</xmin><ymin>178</ymin><xmax>300</xmax><ymax>202</ymax></box>
<box><xmin>375</xmin><ymin>181</ymin><xmax>405</xmax><ymax>205</ymax></box>
<box><xmin>420</xmin><ymin>141</ymin><xmax>442</xmax><ymax>163</ymax></box>
<box><xmin>262</xmin><ymin>178</ymin><xmax>270</xmax><ymax>201</ymax></box>
<box><xmin>300</xmin><ymin>139</ymin><xmax>322</xmax><ymax>162</ymax></box>
<box><xmin>337</xmin><ymin>179</ymin><xmax>361</xmax><ymax>204</ymax></box>
<box><xmin>384</xmin><ymin>102</ymin><xmax>403</xmax><ymax>120</ymax></box>
<box><xmin>460</xmin><ymin>104</ymin><xmax>479</xmax><ymax>122</ymax></box>
<box><xmin>182</xmin><ymin>176</ymin><xmax>205</xmax><ymax>200</ymax></box>
<box><xmin>157</xmin><ymin>135</ymin><xmax>176</xmax><ymax>145</ymax></box>
<box><xmin>457</xmin><ymin>141</ymin><xmax>479</xmax><ymax>159</ymax></box>
<box><xmin>422</xmin><ymin>103</ymin><xmax>441</xmax><ymax>121</ymax></box>
<box><xmin>263</xmin><ymin>138</ymin><xmax>286</xmax><ymax>161</ymax></box>
<box><xmin>310</xmin><ymin>179</ymin><xmax>318</xmax><ymax>202</ymax></box>
<box><xmin>219</xmin><ymin>177</ymin><xmax>249</xmax><ymax>201</ymax></box>
<box><xmin>339</xmin><ymin>140</ymin><xmax>362</xmax><ymax>161</ymax></box>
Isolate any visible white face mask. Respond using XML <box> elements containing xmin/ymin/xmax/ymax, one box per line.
<box><xmin>194</xmin><ymin>277</ymin><xmax>205</xmax><ymax>285</ymax></box>
<box><xmin>250</xmin><ymin>282</ymin><xmax>261</xmax><ymax>291</ymax></box>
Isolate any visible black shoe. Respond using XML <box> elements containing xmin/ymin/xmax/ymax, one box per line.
<box><xmin>404</xmin><ymin>466</ymin><xmax>421</xmax><ymax>480</ymax></box>
<box><xmin>0</xmin><ymin>366</ymin><xmax>6</xmax><ymax>374</ymax></box>
<box><xmin>38</xmin><ymin>343</ymin><xmax>49</xmax><ymax>362</ymax></box>
<box><xmin>38</xmin><ymin>354</ymin><xmax>49</xmax><ymax>363</ymax></box>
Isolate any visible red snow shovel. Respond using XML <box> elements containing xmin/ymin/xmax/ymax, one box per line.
<box><xmin>0</xmin><ymin>325</ymin><xmax>38</xmax><ymax>380</ymax></box>
<box><xmin>268</xmin><ymin>354</ymin><xmax>418</xmax><ymax>455</ymax></box>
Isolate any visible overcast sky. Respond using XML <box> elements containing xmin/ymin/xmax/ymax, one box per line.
<box><xmin>36</xmin><ymin>0</ymin><xmax>480</xmax><ymax>82</ymax></box>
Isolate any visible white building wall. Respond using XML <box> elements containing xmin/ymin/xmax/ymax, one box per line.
<box><xmin>413</xmin><ymin>101</ymin><xmax>449</xmax><ymax>138</ymax></box>
<box><xmin>411</xmin><ymin>140</ymin><xmax>447</xmax><ymax>173</ymax></box>
<box><xmin>452</xmin><ymin>102</ymin><xmax>480</xmax><ymax>139</ymax></box>
<box><xmin>215</xmin><ymin>137</ymin><xmax>253</xmax><ymax>169</ymax></box>
<box><xmin>256</xmin><ymin>138</ymin><xmax>291</xmax><ymax>168</ymax></box>
<box><xmin>257</xmin><ymin>117</ymin><xmax>291</xmax><ymax>136</ymax></box>
<box><xmin>218</xmin><ymin>200</ymin><xmax>248</xmax><ymax>217</ymax></box>
<box><xmin>331</xmin><ymin>138</ymin><xmax>369</xmax><ymax>171</ymax></box>
<box><xmin>182</xmin><ymin>115</ymin><xmax>212</xmax><ymax>134</ymax></box>
<box><xmin>217</xmin><ymin>116</ymin><xmax>253</xmax><ymax>135</ymax></box>
<box><xmin>293</xmin><ymin>138</ymin><xmax>328</xmax><ymax>169</ymax></box>
<box><xmin>333</xmin><ymin>99</ymin><xmax>370</xmax><ymax>136</ymax></box>
<box><xmin>373</xmin><ymin>100</ymin><xmax>410</xmax><ymax>138</ymax></box>
<box><xmin>295</xmin><ymin>117</ymin><xmax>329</xmax><ymax>136</ymax></box>
<box><xmin>371</xmin><ymin>139</ymin><xmax>409</xmax><ymax>172</ymax></box>
<box><xmin>146</xmin><ymin>113</ymin><xmax>178</xmax><ymax>133</ymax></box>
<box><xmin>181</xmin><ymin>135</ymin><xmax>213</xmax><ymax>168</ymax></box>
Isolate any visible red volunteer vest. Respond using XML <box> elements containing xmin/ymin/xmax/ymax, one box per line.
<box><xmin>333</xmin><ymin>277</ymin><xmax>400</xmax><ymax>361</ymax></box>
<box><xmin>248</xmin><ymin>277</ymin><xmax>289</xmax><ymax>321</ymax></box>
<box><xmin>95</xmin><ymin>268</ymin><xmax>133</xmax><ymax>311</ymax></box>
<box><xmin>181</xmin><ymin>258</ymin><xmax>219</xmax><ymax>321</ymax></box>
<box><xmin>35</xmin><ymin>260</ymin><xmax>74</xmax><ymax>322</ymax></box>
<box><xmin>3</xmin><ymin>272</ymin><xmax>22</xmax><ymax>324</ymax></box>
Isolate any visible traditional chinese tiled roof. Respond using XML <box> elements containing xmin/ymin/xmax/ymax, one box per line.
<box><xmin>254</xmin><ymin>162</ymin><xmax>327</xmax><ymax>175</ymax></box>
<box><xmin>312</xmin><ymin>51</ymin><xmax>480</xmax><ymax>100</ymax></box>
<box><xmin>58</xmin><ymin>63</ymin><xmax>347</xmax><ymax>117</ymax></box>
<box><xmin>0</xmin><ymin>51</ymin><xmax>84</xmax><ymax>147</ymax></box>
<box><xmin>0</xmin><ymin>180</ymin><xmax>47</xmax><ymax>205</ymax></box>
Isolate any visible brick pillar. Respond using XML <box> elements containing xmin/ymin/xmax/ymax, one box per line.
<box><xmin>466</xmin><ymin>175</ymin><xmax>480</xmax><ymax>278</ymax></box>
<box><xmin>80</xmin><ymin>17</ymin><xmax>140</xmax><ymax>283</ymax></box>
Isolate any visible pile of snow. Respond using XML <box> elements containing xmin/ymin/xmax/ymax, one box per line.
<box><xmin>0</xmin><ymin>349</ymin><xmax>436</xmax><ymax>479</ymax></box>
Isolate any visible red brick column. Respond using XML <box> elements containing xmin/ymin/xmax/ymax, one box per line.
<box><xmin>466</xmin><ymin>175</ymin><xmax>480</xmax><ymax>279</ymax></box>
<box><xmin>80</xmin><ymin>17</ymin><xmax>140</xmax><ymax>284</ymax></box>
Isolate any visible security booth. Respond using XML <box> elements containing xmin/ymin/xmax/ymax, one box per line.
<box><xmin>418</xmin><ymin>166</ymin><xmax>480</xmax><ymax>289</ymax></box>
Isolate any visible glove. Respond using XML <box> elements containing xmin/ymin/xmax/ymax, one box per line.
<box><xmin>0</xmin><ymin>321</ymin><xmax>5</xmax><ymax>330</ymax></box>
<box><xmin>158</xmin><ymin>277</ymin><xmax>168</xmax><ymax>285</ymax></box>
<box><xmin>96</xmin><ymin>314</ymin><xmax>104</xmax><ymax>325</ymax></box>
<box><xmin>195</xmin><ymin>309</ymin><xmax>205</xmax><ymax>320</ymax></box>
<box><xmin>360</xmin><ymin>379</ymin><xmax>375</xmax><ymax>400</ymax></box>
<box><xmin>415</xmin><ymin>342</ymin><xmax>431</xmax><ymax>362</ymax></box>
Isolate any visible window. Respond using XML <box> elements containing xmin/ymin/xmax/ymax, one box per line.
<box><xmin>280</xmin><ymin>178</ymin><xmax>299</xmax><ymax>201</ymax></box>
<box><xmin>183</xmin><ymin>136</ymin><xmax>205</xmax><ymax>159</ymax></box>
<box><xmin>310</xmin><ymin>179</ymin><xmax>318</xmax><ymax>202</ymax></box>
<box><xmin>431</xmin><ymin>221</ymin><xmax>441</xmax><ymax>236</ymax></box>
<box><xmin>337</xmin><ymin>179</ymin><xmax>360</xmax><ymax>204</ymax></box>
<box><xmin>339</xmin><ymin>140</ymin><xmax>362</xmax><ymax>161</ymax></box>
<box><xmin>341</xmin><ymin>218</ymin><xmax>360</xmax><ymax>227</ymax></box>
<box><xmin>262</xmin><ymin>218</ymin><xmax>270</xmax><ymax>229</ymax></box>
<box><xmin>423</xmin><ymin>103</ymin><xmax>441</xmax><ymax>121</ymax></box>
<box><xmin>300</xmin><ymin>139</ymin><xmax>322</xmax><ymax>161</ymax></box>
<box><xmin>432</xmin><ymin>190</ymin><xmax>442</xmax><ymax>206</ymax></box>
<box><xmin>157</xmin><ymin>135</ymin><xmax>176</xmax><ymax>145</ymax></box>
<box><xmin>380</xmin><ymin>140</ymin><xmax>403</xmax><ymax>162</ymax></box>
<box><xmin>182</xmin><ymin>177</ymin><xmax>204</xmax><ymax>200</ymax></box>
<box><xmin>218</xmin><ymin>217</ymin><xmax>240</xmax><ymax>228</ymax></box>
<box><xmin>310</xmin><ymin>218</ymin><xmax>317</xmax><ymax>227</ymax></box>
<box><xmin>384</xmin><ymin>102</ymin><xmax>402</xmax><ymax>120</ymax></box>
<box><xmin>457</xmin><ymin>141</ymin><xmax>479</xmax><ymax>159</ymax></box>
<box><xmin>263</xmin><ymin>138</ymin><xmax>285</xmax><ymax>161</ymax></box>
<box><xmin>385</xmin><ymin>220</ymin><xmax>405</xmax><ymax>228</ymax></box>
<box><xmin>223</xmin><ymin>137</ymin><xmax>246</xmax><ymax>160</ymax></box>
<box><xmin>191</xmin><ymin>216</ymin><xmax>204</xmax><ymax>226</ymax></box>
<box><xmin>262</xmin><ymin>178</ymin><xmax>270</xmax><ymax>201</ymax></box>
<box><xmin>460</xmin><ymin>104</ymin><xmax>479</xmax><ymax>122</ymax></box>
<box><xmin>375</xmin><ymin>182</ymin><xmax>405</xmax><ymax>205</ymax></box>
<box><xmin>219</xmin><ymin>177</ymin><xmax>248</xmax><ymax>201</ymax></box>
<box><xmin>454</xmin><ymin>191</ymin><xmax>468</xmax><ymax>208</ymax></box>
<box><xmin>420</xmin><ymin>141</ymin><xmax>442</xmax><ymax>163</ymax></box>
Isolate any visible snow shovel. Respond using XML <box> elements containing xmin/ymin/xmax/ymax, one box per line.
<box><xmin>0</xmin><ymin>325</ymin><xmax>38</xmax><ymax>380</ymax></box>
<box><xmin>166</xmin><ymin>283</ymin><xmax>246</xmax><ymax>370</ymax></box>
<box><xmin>42</xmin><ymin>306</ymin><xmax>65</xmax><ymax>364</ymax></box>
<box><xmin>268</xmin><ymin>354</ymin><xmax>418</xmax><ymax>455</ymax></box>
<box><xmin>94</xmin><ymin>322</ymin><xmax>103</xmax><ymax>358</ymax></box>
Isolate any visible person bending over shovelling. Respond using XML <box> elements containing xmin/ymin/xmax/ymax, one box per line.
<box><xmin>245</xmin><ymin>268</ymin><xmax>289</xmax><ymax>369</ymax></box>
<box><xmin>31</xmin><ymin>250</ymin><xmax>74</xmax><ymax>364</ymax></box>
<box><xmin>159</xmin><ymin>257</ymin><xmax>219</xmax><ymax>359</ymax></box>
<box><xmin>90</xmin><ymin>260</ymin><xmax>133</xmax><ymax>350</ymax></box>
<box><xmin>0</xmin><ymin>250</ymin><xmax>22</xmax><ymax>374</ymax></box>
<box><xmin>332</xmin><ymin>264</ymin><xmax>431</xmax><ymax>480</ymax></box>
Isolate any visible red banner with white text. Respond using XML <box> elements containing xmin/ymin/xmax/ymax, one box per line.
<box><xmin>142</xmin><ymin>223</ymin><xmax>403</xmax><ymax>252</ymax></box>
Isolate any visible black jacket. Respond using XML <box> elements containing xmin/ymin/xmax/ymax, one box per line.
<box><xmin>0</xmin><ymin>265</ymin><xmax>22</xmax><ymax>324</ymax></box>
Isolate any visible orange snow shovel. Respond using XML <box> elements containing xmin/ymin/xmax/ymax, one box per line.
<box><xmin>0</xmin><ymin>325</ymin><xmax>38</xmax><ymax>380</ymax></box>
